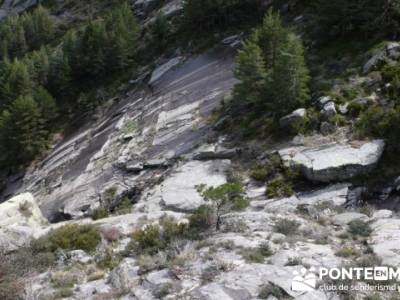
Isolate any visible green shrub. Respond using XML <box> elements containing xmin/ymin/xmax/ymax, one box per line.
<box><xmin>347</xmin><ymin>219</ymin><xmax>372</xmax><ymax>237</ymax></box>
<box><xmin>92</xmin><ymin>207</ymin><xmax>109</xmax><ymax>220</ymax></box>
<box><xmin>199</xmin><ymin>182</ymin><xmax>248</xmax><ymax>231</ymax></box>
<box><xmin>0</xmin><ymin>246</ymin><xmax>56</xmax><ymax>300</ymax></box>
<box><xmin>52</xmin><ymin>288</ymin><xmax>74</xmax><ymax>299</ymax></box>
<box><xmin>129</xmin><ymin>217</ymin><xmax>189</xmax><ymax>255</ymax></box>
<box><xmin>328</xmin><ymin>114</ymin><xmax>346</xmax><ymax>126</ymax></box>
<box><xmin>241</xmin><ymin>242</ymin><xmax>273</xmax><ymax>263</ymax></box>
<box><xmin>347</xmin><ymin>101</ymin><xmax>367</xmax><ymax>117</ymax></box>
<box><xmin>131</xmin><ymin>225</ymin><xmax>164</xmax><ymax>255</ymax></box>
<box><xmin>273</xmin><ymin>219</ymin><xmax>300</xmax><ymax>236</ymax></box>
<box><xmin>114</xmin><ymin>196</ymin><xmax>132</xmax><ymax>214</ymax></box>
<box><xmin>266</xmin><ymin>177</ymin><xmax>294</xmax><ymax>198</ymax></box>
<box><xmin>356</xmin><ymin>106</ymin><xmax>400</xmax><ymax>151</ymax></box>
<box><xmin>335</xmin><ymin>247</ymin><xmax>360</xmax><ymax>257</ymax></box>
<box><xmin>258</xmin><ymin>283</ymin><xmax>286</xmax><ymax>299</ymax></box>
<box><xmin>32</xmin><ymin>224</ymin><xmax>101</xmax><ymax>253</ymax></box>
<box><xmin>285</xmin><ymin>257</ymin><xmax>303</xmax><ymax>266</ymax></box>
<box><xmin>189</xmin><ymin>205</ymin><xmax>215</xmax><ymax>235</ymax></box>
<box><xmin>250</xmin><ymin>165</ymin><xmax>269</xmax><ymax>181</ymax></box>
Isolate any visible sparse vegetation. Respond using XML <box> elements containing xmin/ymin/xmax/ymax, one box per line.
<box><xmin>199</xmin><ymin>182</ymin><xmax>248</xmax><ymax>231</ymax></box>
<box><xmin>266</xmin><ymin>177</ymin><xmax>294</xmax><ymax>198</ymax></box>
<box><xmin>241</xmin><ymin>242</ymin><xmax>273</xmax><ymax>263</ymax></box>
<box><xmin>335</xmin><ymin>247</ymin><xmax>360</xmax><ymax>258</ymax></box>
<box><xmin>258</xmin><ymin>283</ymin><xmax>287</xmax><ymax>299</ymax></box>
<box><xmin>273</xmin><ymin>219</ymin><xmax>300</xmax><ymax>236</ymax></box>
<box><xmin>347</xmin><ymin>219</ymin><xmax>372</xmax><ymax>237</ymax></box>
<box><xmin>31</xmin><ymin>224</ymin><xmax>101</xmax><ymax>253</ymax></box>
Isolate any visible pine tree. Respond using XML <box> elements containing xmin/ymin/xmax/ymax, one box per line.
<box><xmin>48</xmin><ymin>49</ymin><xmax>72</xmax><ymax>97</ymax></box>
<box><xmin>80</xmin><ymin>21</ymin><xmax>107</xmax><ymax>77</ymax></box>
<box><xmin>232</xmin><ymin>39</ymin><xmax>267</xmax><ymax>111</ymax></box>
<box><xmin>30</xmin><ymin>5</ymin><xmax>55</xmax><ymax>49</ymax></box>
<box><xmin>0</xmin><ymin>95</ymin><xmax>48</xmax><ymax>165</ymax></box>
<box><xmin>8</xmin><ymin>60</ymin><xmax>33</xmax><ymax>98</ymax></box>
<box><xmin>29</xmin><ymin>47</ymin><xmax>50</xmax><ymax>86</ymax></box>
<box><xmin>33</xmin><ymin>86</ymin><xmax>58</xmax><ymax>128</ymax></box>
<box><xmin>256</xmin><ymin>9</ymin><xmax>288</xmax><ymax>69</ymax></box>
<box><xmin>271</xmin><ymin>33</ymin><xmax>310</xmax><ymax>115</ymax></box>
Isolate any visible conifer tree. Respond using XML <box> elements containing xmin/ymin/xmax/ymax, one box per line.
<box><xmin>256</xmin><ymin>9</ymin><xmax>288</xmax><ymax>69</ymax></box>
<box><xmin>233</xmin><ymin>39</ymin><xmax>267</xmax><ymax>110</ymax></box>
<box><xmin>0</xmin><ymin>95</ymin><xmax>48</xmax><ymax>165</ymax></box>
<box><xmin>271</xmin><ymin>33</ymin><xmax>310</xmax><ymax>115</ymax></box>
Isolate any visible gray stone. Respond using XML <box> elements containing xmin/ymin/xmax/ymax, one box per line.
<box><xmin>320</xmin><ymin>101</ymin><xmax>337</xmax><ymax>119</ymax></box>
<box><xmin>144</xmin><ymin>158</ymin><xmax>169</xmax><ymax>168</ymax></box>
<box><xmin>331</xmin><ymin>212</ymin><xmax>369</xmax><ymax>226</ymax></box>
<box><xmin>159</xmin><ymin>160</ymin><xmax>230</xmax><ymax>211</ymax></box>
<box><xmin>69</xmin><ymin>250</ymin><xmax>92</xmax><ymax>264</ymax></box>
<box><xmin>370</xmin><ymin>218</ymin><xmax>400</xmax><ymax>265</ymax></box>
<box><xmin>0</xmin><ymin>193</ymin><xmax>48</xmax><ymax>252</ymax></box>
<box><xmin>149</xmin><ymin>57</ymin><xmax>182</xmax><ymax>85</ymax></box>
<box><xmin>125</xmin><ymin>162</ymin><xmax>144</xmax><ymax>173</ymax></box>
<box><xmin>316</xmin><ymin>96</ymin><xmax>332</xmax><ymax>109</ymax></box>
<box><xmin>75</xmin><ymin>279</ymin><xmax>112</xmax><ymax>299</ymax></box>
<box><xmin>279</xmin><ymin>108</ymin><xmax>307</xmax><ymax>128</ymax></box>
<box><xmin>193</xmin><ymin>145</ymin><xmax>237</xmax><ymax>160</ymax></box>
<box><xmin>363</xmin><ymin>42</ymin><xmax>400</xmax><ymax>74</ymax></box>
<box><xmin>193</xmin><ymin>283</ymin><xmax>251</xmax><ymax>300</ymax></box>
<box><xmin>269</xmin><ymin>242</ymin><xmax>341</xmax><ymax>268</ymax></box>
<box><xmin>279</xmin><ymin>140</ymin><xmax>385</xmax><ymax>182</ymax></box>
<box><xmin>109</xmin><ymin>258</ymin><xmax>140</xmax><ymax>292</ymax></box>
<box><xmin>371</xmin><ymin>209</ymin><xmax>393</xmax><ymax>220</ymax></box>
<box><xmin>338</xmin><ymin>103</ymin><xmax>349</xmax><ymax>114</ymax></box>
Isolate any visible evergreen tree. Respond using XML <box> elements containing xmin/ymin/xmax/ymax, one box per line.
<box><xmin>7</xmin><ymin>60</ymin><xmax>33</xmax><ymax>99</ymax></box>
<box><xmin>30</xmin><ymin>5</ymin><xmax>55</xmax><ymax>49</ymax></box>
<box><xmin>33</xmin><ymin>86</ymin><xmax>58</xmax><ymax>128</ymax></box>
<box><xmin>48</xmin><ymin>49</ymin><xmax>72</xmax><ymax>97</ymax></box>
<box><xmin>256</xmin><ymin>9</ymin><xmax>288</xmax><ymax>69</ymax></box>
<box><xmin>232</xmin><ymin>9</ymin><xmax>310</xmax><ymax>120</ymax></box>
<box><xmin>271</xmin><ymin>33</ymin><xmax>310</xmax><ymax>115</ymax></box>
<box><xmin>0</xmin><ymin>95</ymin><xmax>48</xmax><ymax>165</ymax></box>
<box><xmin>29</xmin><ymin>47</ymin><xmax>50</xmax><ymax>86</ymax></box>
<box><xmin>232</xmin><ymin>39</ymin><xmax>267</xmax><ymax>111</ymax></box>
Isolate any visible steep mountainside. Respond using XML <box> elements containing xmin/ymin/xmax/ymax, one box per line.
<box><xmin>2</xmin><ymin>1</ymin><xmax>400</xmax><ymax>300</ymax></box>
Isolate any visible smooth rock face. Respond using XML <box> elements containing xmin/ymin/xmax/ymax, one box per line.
<box><xmin>279</xmin><ymin>140</ymin><xmax>385</xmax><ymax>182</ymax></box>
<box><xmin>370</xmin><ymin>218</ymin><xmax>400</xmax><ymax>265</ymax></box>
<box><xmin>269</xmin><ymin>242</ymin><xmax>341</xmax><ymax>268</ymax></box>
<box><xmin>0</xmin><ymin>193</ymin><xmax>48</xmax><ymax>252</ymax></box>
<box><xmin>149</xmin><ymin>56</ymin><xmax>182</xmax><ymax>85</ymax></box>
<box><xmin>159</xmin><ymin>160</ymin><xmax>230</xmax><ymax>211</ymax></box>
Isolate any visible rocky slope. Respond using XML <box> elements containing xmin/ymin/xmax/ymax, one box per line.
<box><xmin>1</xmin><ymin>1</ymin><xmax>400</xmax><ymax>300</ymax></box>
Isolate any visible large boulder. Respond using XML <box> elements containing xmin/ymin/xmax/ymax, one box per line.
<box><xmin>279</xmin><ymin>108</ymin><xmax>307</xmax><ymax>128</ymax></box>
<box><xmin>279</xmin><ymin>140</ymin><xmax>385</xmax><ymax>182</ymax></box>
<box><xmin>369</xmin><ymin>218</ymin><xmax>400</xmax><ymax>265</ymax></box>
<box><xmin>363</xmin><ymin>42</ymin><xmax>400</xmax><ymax>74</ymax></box>
<box><xmin>0</xmin><ymin>193</ymin><xmax>48</xmax><ymax>251</ymax></box>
